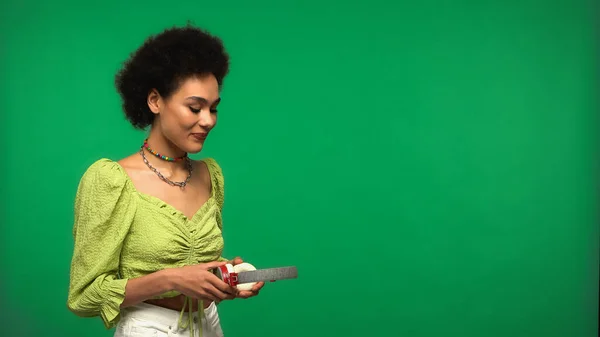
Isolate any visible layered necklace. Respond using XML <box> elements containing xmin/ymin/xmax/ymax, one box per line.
<box><xmin>139</xmin><ymin>138</ymin><xmax>192</xmax><ymax>189</ymax></box>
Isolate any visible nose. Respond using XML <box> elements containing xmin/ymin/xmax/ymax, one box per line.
<box><xmin>197</xmin><ymin>109</ymin><xmax>216</xmax><ymax>129</ymax></box>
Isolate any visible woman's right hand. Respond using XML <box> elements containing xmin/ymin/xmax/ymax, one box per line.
<box><xmin>170</xmin><ymin>261</ymin><xmax>239</xmax><ymax>302</ymax></box>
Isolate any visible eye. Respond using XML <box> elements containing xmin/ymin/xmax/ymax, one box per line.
<box><xmin>189</xmin><ymin>106</ymin><xmax>218</xmax><ymax>114</ymax></box>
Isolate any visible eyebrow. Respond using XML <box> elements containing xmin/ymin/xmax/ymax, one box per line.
<box><xmin>186</xmin><ymin>96</ymin><xmax>221</xmax><ymax>105</ymax></box>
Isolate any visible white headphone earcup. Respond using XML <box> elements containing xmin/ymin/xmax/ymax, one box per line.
<box><xmin>233</xmin><ymin>263</ymin><xmax>257</xmax><ymax>291</ymax></box>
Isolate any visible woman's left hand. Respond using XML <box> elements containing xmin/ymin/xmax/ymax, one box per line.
<box><xmin>228</xmin><ymin>257</ymin><xmax>265</xmax><ymax>299</ymax></box>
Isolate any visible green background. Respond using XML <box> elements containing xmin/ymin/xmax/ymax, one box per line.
<box><xmin>1</xmin><ymin>1</ymin><xmax>598</xmax><ymax>336</ymax></box>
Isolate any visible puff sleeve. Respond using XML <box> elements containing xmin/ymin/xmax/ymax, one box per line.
<box><xmin>67</xmin><ymin>159</ymin><xmax>136</xmax><ymax>328</ymax></box>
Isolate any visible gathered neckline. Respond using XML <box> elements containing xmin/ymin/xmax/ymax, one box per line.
<box><xmin>106</xmin><ymin>158</ymin><xmax>217</xmax><ymax>222</ymax></box>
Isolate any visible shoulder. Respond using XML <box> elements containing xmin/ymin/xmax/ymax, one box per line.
<box><xmin>73</xmin><ymin>158</ymin><xmax>138</xmax><ymax>232</ymax></box>
<box><xmin>195</xmin><ymin>157</ymin><xmax>224</xmax><ymax>205</ymax></box>
<box><xmin>196</xmin><ymin>157</ymin><xmax>224</xmax><ymax>183</ymax></box>
<box><xmin>198</xmin><ymin>157</ymin><xmax>223</xmax><ymax>175</ymax></box>
<box><xmin>77</xmin><ymin>158</ymin><xmax>132</xmax><ymax>193</ymax></box>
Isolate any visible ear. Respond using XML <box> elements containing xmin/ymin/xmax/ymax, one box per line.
<box><xmin>147</xmin><ymin>89</ymin><xmax>161</xmax><ymax>114</ymax></box>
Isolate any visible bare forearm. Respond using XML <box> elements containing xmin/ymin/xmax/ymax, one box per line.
<box><xmin>120</xmin><ymin>268</ymin><xmax>177</xmax><ymax>308</ymax></box>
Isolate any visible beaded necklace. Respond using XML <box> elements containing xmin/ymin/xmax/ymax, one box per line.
<box><xmin>142</xmin><ymin>138</ymin><xmax>187</xmax><ymax>162</ymax></box>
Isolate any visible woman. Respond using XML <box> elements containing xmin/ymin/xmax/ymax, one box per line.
<box><xmin>66</xmin><ymin>24</ymin><xmax>263</xmax><ymax>337</ymax></box>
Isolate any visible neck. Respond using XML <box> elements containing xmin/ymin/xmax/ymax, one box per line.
<box><xmin>144</xmin><ymin>128</ymin><xmax>188</xmax><ymax>166</ymax></box>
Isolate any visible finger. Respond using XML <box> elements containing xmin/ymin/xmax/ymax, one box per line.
<box><xmin>205</xmin><ymin>273</ymin><xmax>239</xmax><ymax>296</ymax></box>
<box><xmin>230</xmin><ymin>257</ymin><xmax>243</xmax><ymax>265</ymax></box>
<box><xmin>200</xmin><ymin>261</ymin><xmax>229</xmax><ymax>270</ymax></box>
<box><xmin>237</xmin><ymin>290</ymin><xmax>253</xmax><ymax>298</ymax></box>
<box><xmin>252</xmin><ymin>282</ymin><xmax>265</xmax><ymax>292</ymax></box>
<box><xmin>215</xmin><ymin>281</ymin><xmax>239</xmax><ymax>297</ymax></box>
<box><xmin>195</xmin><ymin>290</ymin><xmax>218</xmax><ymax>302</ymax></box>
<box><xmin>205</xmin><ymin>283</ymin><xmax>235</xmax><ymax>301</ymax></box>
<box><xmin>239</xmin><ymin>288</ymin><xmax>260</xmax><ymax>298</ymax></box>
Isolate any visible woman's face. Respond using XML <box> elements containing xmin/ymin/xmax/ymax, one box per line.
<box><xmin>148</xmin><ymin>73</ymin><xmax>221</xmax><ymax>154</ymax></box>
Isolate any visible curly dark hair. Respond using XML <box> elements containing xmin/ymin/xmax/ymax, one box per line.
<box><xmin>114</xmin><ymin>24</ymin><xmax>230</xmax><ymax>129</ymax></box>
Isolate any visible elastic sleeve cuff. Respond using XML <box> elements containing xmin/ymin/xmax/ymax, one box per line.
<box><xmin>96</xmin><ymin>278</ymin><xmax>128</xmax><ymax>329</ymax></box>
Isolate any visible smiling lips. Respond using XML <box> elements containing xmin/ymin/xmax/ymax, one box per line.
<box><xmin>191</xmin><ymin>133</ymin><xmax>207</xmax><ymax>141</ymax></box>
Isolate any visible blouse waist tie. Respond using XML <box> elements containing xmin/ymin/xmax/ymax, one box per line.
<box><xmin>176</xmin><ymin>296</ymin><xmax>203</xmax><ymax>337</ymax></box>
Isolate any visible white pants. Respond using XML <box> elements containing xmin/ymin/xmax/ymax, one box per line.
<box><xmin>114</xmin><ymin>301</ymin><xmax>224</xmax><ymax>337</ymax></box>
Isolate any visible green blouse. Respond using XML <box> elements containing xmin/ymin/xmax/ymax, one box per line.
<box><xmin>67</xmin><ymin>158</ymin><xmax>229</xmax><ymax>331</ymax></box>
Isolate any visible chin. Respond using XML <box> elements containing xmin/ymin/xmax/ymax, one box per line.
<box><xmin>184</xmin><ymin>143</ymin><xmax>205</xmax><ymax>154</ymax></box>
